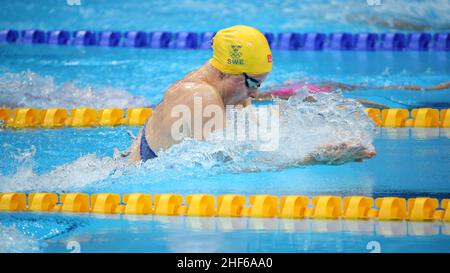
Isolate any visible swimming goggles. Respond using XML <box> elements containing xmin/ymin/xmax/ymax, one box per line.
<box><xmin>243</xmin><ymin>73</ymin><xmax>262</xmax><ymax>89</ymax></box>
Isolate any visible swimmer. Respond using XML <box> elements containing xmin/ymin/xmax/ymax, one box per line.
<box><xmin>127</xmin><ymin>25</ymin><xmax>270</xmax><ymax>162</ymax></box>
<box><xmin>251</xmin><ymin>80</ymin><xmax>450</xmax><ymax>108</ymax></box>
<box><xmin>127</xmin><ymin>25</ymin><xmax>376</xmax><ymax>163</ymax></box>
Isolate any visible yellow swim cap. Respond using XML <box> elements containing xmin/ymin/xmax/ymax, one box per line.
<box><xmin>209</xmin><ymin>25</ymin><xmax>272</xmax><ymax>75</ymax></box>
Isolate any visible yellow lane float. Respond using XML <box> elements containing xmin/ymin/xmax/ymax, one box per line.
<box><xmin>98</xmin><ymin>108</ymin><xmax>125</xmax><ymax>126</ymax></box>
<box><xmin>441</xmin><ymin>109</ymin><xmax>450</xmax><ymax>128</ymax></box>
<box><xmin>11</xmin><ymin>108</ymin><xmax>42</xmax><ymax>128</ymax></box>
<box><xmin>364</xmin><ymin>108</ymin><xmax>381</xmax><ymax>126</ymax></box>
<box><xmin>217</xmin><ymin>194</ymin><xmax>246</xmax><ymax>217</ymax></box>
<box><xmin>406</xmin><ymin>108</ymin><xmax>439</xmax><ymax>127</ymax></box>
<box><xmin>124</xmin><ymin>108</ymin><xmax>152</xmax><ymax>126</ymax></box>
<box><xmin>41</xmin><ymin>108</ymin><xmax>68</xmax><ymax>128</ymax></box>
<box><xmin>381</xmin><ymin>108</ymin><xmax>409</xmax><ymax>127</ymax></box>
<box><xmin>67</xmin><ymin>108</ymin><xmax>98</xmax><ymax>127</ymax></box>
<box><xmin>1</xmin><ymin>192</ymin><xmax>449</xmax><ymax>222</ymax></box>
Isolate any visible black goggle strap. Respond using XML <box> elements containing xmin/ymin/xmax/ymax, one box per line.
<box><xmin>244</xmin><ymin>73</ymin><xmax>261</xmax><ymax>88</ymax></box>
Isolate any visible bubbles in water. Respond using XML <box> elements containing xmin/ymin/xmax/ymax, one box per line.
<box><xmin>0</xmin><ymin>152</ymin><xmax>130</xmax><ymax>192</ymax></box>
<box><xmin>0</xmin><ymin>71</ymin><xmax>148</xmax><ymax>109</ymax></box>
<box><xmin>0</xmin><ymin>224</ymin><xmax>41</xmax><ymax>253</ymax></box>
<box><xmin>0</xmin><ymin>213</ymin><xmax>91</xmax><ymax>253</ymax></box>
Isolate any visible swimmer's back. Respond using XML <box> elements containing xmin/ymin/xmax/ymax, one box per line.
<box><xmin>142</xmin><ymin>67</ymin><xmax>223</xmax><ymax>154</ymax></box>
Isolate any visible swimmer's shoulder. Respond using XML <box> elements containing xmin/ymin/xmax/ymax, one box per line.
<box><xmin>165</xmin><ymin>80</ymin><xmax>222</xmax><ymax>104</ymax></box>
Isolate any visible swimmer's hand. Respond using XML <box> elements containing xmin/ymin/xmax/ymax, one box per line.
<box><xmin>330</xmin><ymin>143</ymin><xmax>376</xmax><ymax>162</ymax></box>
<box><xmin>351</xmin><ymin>146</ymin><xmax>376</xmax><ymax>162</ymax></box>
<box><xmin>304</xmin><ymin>143</ymin><xmax>376</xmax><ymax>164</ymax></box>
<box><xmin>127</xmin><ymin>130</ymin><xmax>137</xmax><ymax>140</ymax></box>
<box><xmin>113</xmin><ymin>147</ymin><xmax>131</xmax><ymax>159</ymax></box>
<box><xmin>303</xmin><ymin>95</ymin><xmax>317</xmax><ymax>103</ymax></box>
<box><xmin>249</xmin><ymin>91</ymin><xmax>273</xmax><ymax>100</ymax></box>
<box><xmin>381</xmin><ymin>82</ymin><xmax>450</xmax><ymax>91</ymax></box>
<box><xmin>249</xmin><ymin>92</ymin><xmax>317</xmax><ymax>101</ymax></box>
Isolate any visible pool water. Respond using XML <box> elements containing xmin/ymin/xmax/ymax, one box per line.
<box><xmin>2</xmin><ymin>211</ymin><xmax>450</xmax><ymax>253</ymax></box>
<box><xmin>1</xmin><ymin>0</ymin><xmax>450</xmax><ymax>253</ymax></box>
<box><xmin>1</xmin><ymin>126</ymin><xmax>449</xmax><ymax>253</ymax></box>
<box><xmin>2</xmin><ymin>0</ymin><xmax>450</xmax><ymax>33</ymax></box>
<box><xmin>1</xmin><ymin>45</ymin><xmax>449</xmax><ymax>109</ymax></box>
<box><xmin>1</xmin><ymin>127</ymin><xmax>450</xmax><ymax>197</ymax></box>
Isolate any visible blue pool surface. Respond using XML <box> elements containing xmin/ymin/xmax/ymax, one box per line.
<box><xmin>0</xmin><ymin>127</ymin><xmax>449</xmax><ymax>197</ymax></box>
<box><xmin>1</xmin><ymin>0</ymin><xmax>449</xmax><ymax>33</ymax></box>
<box><xmin>1</xmin><ymin>128</ymin><xmax>449</xmax><ymax>253</ymax></box>
<box><xmin>1</xmin><ymin>45</ymin><xmax>448</xmax><ymax>109</ymax></box>
<box><xmin>2</xmin><ymin>212</ymin><xmax>450</xmax><ymax>253</ymax></box>
<box><xmin>1</xmin><ymin>0</ymin><xmax>450</xmax><ymax>253</ymax></box>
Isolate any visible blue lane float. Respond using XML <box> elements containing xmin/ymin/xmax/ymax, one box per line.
<box><xmin>277</xmin><ymin>32</ymin><xmax>302</xmax><ymax>50</ymax></box>
<box><xmin>379</xmin><ymin>33</ymin><xmax>406</xmax><ymax>51</ymax></box>
<box><xmin>433</xmin><ymin>33</ymin><xmax>450</xmax><ymax>51</ymax></box>
<box><xmin>98</xmin><ymin>31</ymin><xmax>121</xmax><ymax>47</ymax></box>
<box><xmin>173</xmin><ymin>32</ymin><xmax>198</xmax><ymax>49</ymax></box>
<box><xmin>47</xmin><ymin>30</ymin><xmax>70</xmax><ymax>45</ymax></box>
<box><xmin>264</xmin><ymin>32</ymin><xmax>275</xmax><ymax>48</ymax></box>
<box><xmin>123</xmin><ymin>31</ymin><xmax>147</xmax><ymax>47</ymax></box>
<box><xmin>199</xmin><ymin>32</ymin><xmax>216</xmax><ymax>49</ymax></box>
<box><xmin>406</xmin><ymin>33</ymin><xmax>432</xmax><ymax>51</ymax></box>
<box><xmin>0</xmin><ymin>29</ymin><xmax>19</xmax><ymax>43</ymax></box>
<box><xmin>354</xmin><ymin>33</ymin><xmax>378</xmax><ymax>51</ymax></box>
<box><xmin>21</xmin><ymin>29</ymin><xmax>46</xmax><ymax>44</ymax></box>
<box><xmin>72</xmin><ymin>30</ymin><xmax>96</xmax><ymax>46</ymax></box>
<box><xmin>148</xmin><ymin>31</ymin><xmax>172</xmax><ymax>48</ymax></box>
<box><xmin>327</xmin><ymin>32</ymin><xmax>354</xmax><ymax>50</ymax></box>
<box><xmin>1</xmin><ymin>29</ymin><xmax>448</xmax><ymax>51</ymax></box>
<box><xmin>303</xmin><ymin>32</ymin><xmax>326</xmax><ymax>50</ymax></box>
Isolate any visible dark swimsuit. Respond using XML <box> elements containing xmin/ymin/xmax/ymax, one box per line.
<box><xmin>139</xmin><ymin>122</ymin><xmax>157</xmax><ymax>161</ymax></box>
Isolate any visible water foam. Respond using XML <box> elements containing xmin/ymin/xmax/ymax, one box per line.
<box><xmin>0</xmin><ymin>89</ymin><xmax>375</xmax><ymax>192</ymax></box>
<box><xmin>0</xmin><ymin>71</ymin><xmax>148</xmax><ymax>109</ymax></box>
<box><xmin>0</xmin><ymin>223</ymin><xmax>41</xmax><ymax>253</ymax></box>
<box><xmin>0</xmin><ymin>151</ymin><xmax>130</xmax><ymax>192</ymax></box>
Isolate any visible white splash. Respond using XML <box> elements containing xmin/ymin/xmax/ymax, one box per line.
<box><xmin>152</xmin><ymin>89</ymin><xmax>375</xmax><ymax>172</ymax></box>
<box><xmin>0</xmin><ymin>224</ymin><xmax>41</xmax><ymax>253</ymax></box>
<box><xmin>0</xmin><ymin>151</ymin><xmax>130</xmax><ymax>192</ymax></box>
<box><xmin>0</xmin><ymin>71</ymin><xmax>148</xmax><ymax>109</ymax></box>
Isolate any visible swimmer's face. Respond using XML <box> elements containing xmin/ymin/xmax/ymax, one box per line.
<box><xmin>223</xmin><ymin>72</ymin><xmax>268</xmax><ymax>105</ymax></box>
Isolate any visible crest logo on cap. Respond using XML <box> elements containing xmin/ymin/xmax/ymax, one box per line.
<box><xmin>228</xmin><ymin>45</ymin><xmax>244</xmax><ymax>65</ymax></box>
<box><xmin>267</xmin><ymin>54</ymin><xmax>272</xmax><ymax>63</ymax></box>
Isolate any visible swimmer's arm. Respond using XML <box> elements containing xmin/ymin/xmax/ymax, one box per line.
<box><xmin>323</xmin><ymin>81</ymin><xmax>450</xmax><ymax>91</ymax></box>
<box><xmin>177</xmin><ymin>85</ymin><xmax>225</xmax><ymax>140</ymax></box>
<box><xmin>251</xmin><ymin>92</ymin><xmax>274</xmax><ymax>100</ymax></box>
<box><xmin>319</xmin><ymin>81</ymin><xmax>362</xmax><ymax>91</ymax></box>
<box><xmin>326</xmin><ymin>80</ymin><xmax>450</xmax><ymax>91</ymax></box>
<box><xmin>424</xmin><ymin>81</ymin><xmax>450</xmax><ymax>90</ymax></box>
<box><xmin>249</xmin><ymin>91</ymin><xmax>293</xmax><ymax>101</ymax></box>
<box><xmin>381</xmin><ymin>81</ymin><xmax>450</xmax><ymax>91</ymax></box>
<box><xmin>238</xmin><ymin>98</ymin><xmax>252</xmax><ymax>107</ymax></box>
<box><xmin>302</xmin><ymin>143</ymin><xmax>376</xmax><ymax>164</ymax></box>
<box><xmin>127</xmin><ymin>128</ymin><xmax>143</xmax><ymax>163</ymax></box>
<box><xmin>381</xmin><ymin>84</ymin><xmax>421</xmax><ymax>90</ymax></box>
<box><xmin>355</xmin><ymin>99</ymin><xmax>389</xmax><ymax>109</ymax></box>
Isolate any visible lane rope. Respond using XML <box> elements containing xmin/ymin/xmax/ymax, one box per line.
<box><xmin>1</xmin><ymin>192</ymin><xmax>449</xmax><ymax>221</ymax></box>
<box><xmin>1</xmin><ymin>29</ymin><xmax>449</xmax><ymax>51</ymax></box>
<box><xmin>1</xmin><ymin>107</ymin><xmax>449</xmax><ymax>128</ymax></box>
